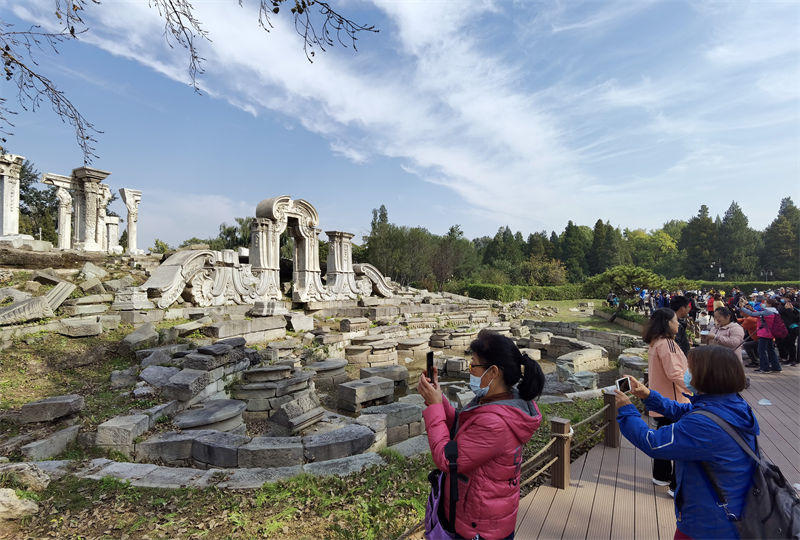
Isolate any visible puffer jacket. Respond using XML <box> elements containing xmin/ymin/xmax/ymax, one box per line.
<box><xmin>618</xmin><ymin>390</ymin><xmax>759</xmax><ymax>539</ymax></box>
<box><xmin>423</xmin><ymin>390</ymin><xmax>541</xmax><ymax>539</ymax></box>
<box><xmin>711</xmin><ymin>322</ymin><xmax>745</xmax><ymax>356</ymax></box>
<box><xmin>647</xmin><ymin>337</ymin><xmax>690</xmax><ymax>416</ymax></box>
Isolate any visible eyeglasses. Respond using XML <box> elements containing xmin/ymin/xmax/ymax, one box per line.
<box><xmin>469</xmin><ymin>364</ymin><xmax>491</xmax><ymax>373</ymax></box>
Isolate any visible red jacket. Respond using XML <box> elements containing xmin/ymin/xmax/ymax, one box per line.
<box><xmin>423</xmin><ymin>391</ymin><xmax>541</xmax><ymax>539</ymax></box>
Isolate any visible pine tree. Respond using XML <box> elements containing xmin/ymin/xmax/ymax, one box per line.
<box><xmin>761</xmin><ymin>197</ymin><xmax>800</xmax><ymax>280</ymax></box>
<box><xmin>718</xmin><ymin>201</ymin><xmax>760</xmax><ymax>279</ymax></box>
<box><xmin>17</xmin><ymin>159</ymin><xmax>58</xmax><ymax>243</ymax></box>
<box><xmin>588</xmin><ymin>219</ymin><xmax>606</xmax><ymax>275</ymax></box>
<box><xmin>679</xmin><ymin>205</ymin><xmax>719</xmax><ymax>279</ymax></box>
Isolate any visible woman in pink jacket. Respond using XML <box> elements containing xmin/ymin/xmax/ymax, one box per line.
<box><xmin>709</xmin><ymin>306</ymin><xmax>745</xmax><ymax>358</ymax></box>
<box><xmin>418</xmin><ymin>329</ymin><xmax>545</xmax><ymax>540</ymax></box>
<box><xmin>644</xmin><ymin>307</ymin><xmax>690</xmax><ymax>496</ymax></box>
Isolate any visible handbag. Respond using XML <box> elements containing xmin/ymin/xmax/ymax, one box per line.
<box><xmin>425</xmin><ymin>410</ymin><xmax>459</xmax><ymax>539</ymax></box>
<box><xmin>693</xmin><ymin>410</ymin><xmax>800</xmax><ymax>539</ymax></box>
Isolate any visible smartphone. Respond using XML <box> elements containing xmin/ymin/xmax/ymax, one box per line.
<box><xmin>426</xmin><ymin>351</ymin><xmax>434</xmax><ymax>379</ymax></box>
<box><xmin>616</xmin><ymin>376</ymin><xmax>631</xmax><ymax>393</ymax></box>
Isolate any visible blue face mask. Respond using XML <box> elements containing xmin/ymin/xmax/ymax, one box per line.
<box><xmin>684</xmin><ymin>370</ymin><xmax>696</xmax><ymax>394</ymax></box>
<box><xmin>469</xmin><ymin>368</ymin><xmax>492</xmax><ymax>398</ymax></box>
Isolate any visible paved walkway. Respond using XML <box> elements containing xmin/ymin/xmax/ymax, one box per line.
<box><xmin>515</xmin><ymin>365</ymin><xmax>800</xmax><ymax>539</ymax></box>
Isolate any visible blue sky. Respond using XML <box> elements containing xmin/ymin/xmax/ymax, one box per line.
<box><xmin>2</xmin><ymin>0</ymin><xmax>798</xmax><ymax>249</ymax></box>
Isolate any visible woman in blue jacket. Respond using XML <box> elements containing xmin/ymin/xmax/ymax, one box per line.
<box><xmin>615</xmin><ymin>345</ymin><xmax>759</xmax><ymax>539</ymax></box>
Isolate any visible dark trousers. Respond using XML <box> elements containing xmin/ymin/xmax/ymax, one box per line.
<box><xmin>758</xmin><ymin>338</ymin><xmax>782</xmax><ymax>371</ymax></box>
<box><xmin>652</xmin><ymin>416</ymin><xmax>676</xmax><ymax>490</ymax></box>
<box><xmin>777</xmin><ymin>332</ymin><xmax>798</xmax><ymax>364</ymax></box>
<box><xmin>742</xmin><ymin>339</ymin><xmax>759</xmax><ymax>365</ymax></box>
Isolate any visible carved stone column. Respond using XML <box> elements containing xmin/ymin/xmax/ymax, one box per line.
<box><xmin>119</xmin><ymin>188</ymin><xmax>143</xmax><ymax>255</ymax></box>
<box><xmin>106</xmin><ymin>215</ymin><xmax>121</xmax><ymax>253</ymax></box>
<box><xmin>55</xmin><ymin>187</ymin><xmax>73</xmax><ymax>250</ymax></box>
<box><xmin>96</xmin><ymin>184</ymin><xmax>112</xmax><ymax>250</ymax></box>
<box><xmin>72</xmin><ymin>167</ymin><xmax>110</xmax><ymax>251</ymax></box>
<box><xmin>325</xmin><ymin>230</ymin><xmax>370</xmax><ymax>299</ymax></box>
<box><xmin>249</xmin><ymin>217</ymin><xmax>282</xmax><ymax>299</ymax></box>
<box><xmin>0</xmin><ymin>154</ymin><xmax>28</xmax><ymax>239</ymax></box>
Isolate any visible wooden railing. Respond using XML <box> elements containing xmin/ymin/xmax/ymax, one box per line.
<box><xmin>520</xmin><ymin>390</ymin><xmax>619</xmax><ymax>490</ymax></box>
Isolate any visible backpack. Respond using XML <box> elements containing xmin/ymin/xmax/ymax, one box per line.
<box><xmin>763</xmin><ymin>313</ymin><xmax>789</xmax><ymax>340</ymax></box>
<box><xmin>692</xmin><ymin>410</ymin><xmax>800</xmax><ymax>539</ymax></box>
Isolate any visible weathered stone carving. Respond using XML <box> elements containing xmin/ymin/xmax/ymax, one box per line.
<box><xmin>55</xmin><ymin>187</ymin><xmax>73</xmax><ymax>250</ymax></box>
<box><xmin>119</xmin><ymin>188</ymin><xmax>143</xmax><ymax>255</ymax></box>
<box><xmin>0</xmin><ymin>154</ymin><xmax>31</xmax><ymax>242</ymax></box>
<box><xmin>131</xmin><ymin>196</ymin><xmax>395</xmax><ymax>309</ymax></box>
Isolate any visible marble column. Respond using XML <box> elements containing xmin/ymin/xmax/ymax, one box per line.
<box><xmin>0</xmin><ymin>154</ymin><xmax>27</xmax><ymax>239</ymax></box>
<box><xmin>106</xmin><ymin>215</ymin><xmax>121</xmax><ymax>253</ymax></box>
<box><xmin>119</xmin><ymin>188</ymin><xmax>143</xmax><ymax>255</ymax></box>
<box><xmin>72</xmin><ymin>167</ymin><xmax>110</xmax><ymax>252</ymax></box>
<box><xmin>96</xmin><ymin>184</ymin><xmax>111</xmax><ymax>250</ymax></box>
<box><xmin>55</xmin><ymin>187</ymin><xmax>73</xmax><ymax>250</ymax></box>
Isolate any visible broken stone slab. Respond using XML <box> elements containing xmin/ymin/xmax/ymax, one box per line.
<box><xmin>0</xmin><ymin>463</ymin><xmax>51</xmax><ymax>491</ymax></box>
<box><xmin>537</xmin><ymin>395</ymin><xmax>574</xmax><ymax>405</ymax></box>
<box><xmin>302</xmin><ymin>452</ymin><xmax>384</xmax><ymax>477</ymax></box>
<box><xmin>361</xmin><ymin>402</ymin><xmax>423</xmax><ymax>428</ymax></box>
<box><xmin>398</xmin><ymin>394</ymin><xmax>426</xmax><ymax>407</ymax></box>
<box><xmin>62</xmin><ymin>294</ymin><xmax>114</xmax><ymax>306</ymax></box>
<box><xmin>307</xmin><ymin>359</ymin><xmax>348</xmax><ymax>373</ymax></box>
<box><xmin>172</xmin><ymin>317</ymin><xmax>212</xmax><ymax>337</ymax></box>
<box><xmin>18</xmin><ymin>394</ymin><xmax>84</xmax><ymax>424</ymax></box>
<box><xmin>111</xmin><ymin>288</ymin><xmax>154</xmax><ymax>310</ymax></box>
<box><xmin>139</xmin><ymin>365</ymin><xmax>180</xmax><ymax>388</ymax></box>
<box><xmin>95</xmin><ymin>414</ymin><xmax>149</xmax><ymax>447</ymax></box>
<box><xmin>120</xmin><ymin>323</ymin><xmax>159</xmax><ymax>356</ymax></box>
<box><xmin>102</xmin><ymin>275</ymin><xmax>134</xmax><ymax>292</ymax></box>
<box><xmin>389</xmin><ymin>435</ymin><xmax>430</xmax><ymax>458</ymax></box>
<box><xmin>82</xmin><ymin>461</ymin><xmax>159</xmax><ymax>482</ymax></box>
<box><xmin>191</xmin><ymin>431</ymin><xmax>251</xmax><ymax>468</ymax></box>
<box><xmin>141</xmin><ymin>401</ymin><xmax>179</xmax><ymax>427</ymax></box>
<box><xmin>238</xmin><ymin>436</ymin><xmax>304</xmax><ymax>468</ymax></box>
<box><xmin>79</xmin><ymin>262</ymin><xmax>108</xmax><ymax>281</ymax></box>
<box><xmin>134</xmin><ymin>430</ymin><xmax>216</xmax><ymax>463</ymax></box>
<box><xmin>359</xmin><ymin>365</ymin><xmax>409</xmax><ymax>384</ymax></box>
<box><xmin>20</xmin><ymin>425</ymin><xmax>80</xmax><ymax>461</ymax></box>
<box><xmin>173</xmin><ymin>400</ymin><xmax>247</xmax><ymax>429</ymax></box>
<box><xmin>285</xmin><ymin>313</ymin><xmax>314</xmax><ymax>332</ymax></box>
<box><xmin>162</xmin><ymin>369</ymin><xmax>212</xmax><ymax>401</ymax></box>
<box><xmin>203</xmin><ymin>316</ymin><xmax>286</xmax><ymax>339</ymax></box>
<box><xmin>60</xmin><ymin>304</ymin><xmax>109</xmax><ymax>316</ymax></box>
<box><xmin>270</xmin><ymin>394</ymin><xmax>324</xmax><ymax>434</ymax></box>
<box><xmin>212</xmin><ymin>465</ymin><xmax>303</xmax><ymax>489</ymax></box>
<box><xmin>78</xmin><ymin>277</ymin><xmax>106</xmax><ymax>295</ymax></box>
<box><xmin>243</xmin><ymin>365</ymin><xmax>292</xmax><ymax>383</ymax></box>
<box><xmin>31</xmin><ymin>269</ymin><xmax>63</xmax><ymax>285</ymax></box>
<box><xmin>181</xmin><ymin>352</ymin><xmax>223</xmax><ymax>371</ymax></box>
<box><xmin>337</xmin><ymin>377</ymin><xmax>394</xmax><ymax>412</ymax></box>
<box><xmin>567</xmin><ymin>371</ymin><xmax>599</xmax><ymax>391</ymax></box>
<box><xmin>0</xmin><ymin>287</ymin><xmax>31</xmax><ymax>304</ymax></box>
<box><xmin>0</xmin><ymin>487</ymin><xmax>39</xmax><ymax>520</ymax></box>
<box><xmin>133</xmin><ymin>386</ymin><xmax>156</xmax><ymax>399</ymax></box>
<box><xmin>110</xmin><ymin>366</ymin><xmax>139</xmax><ymax>389</ymax></box>
<box><xmin>132</xmin><ymin>465</ymin><xmax>215</xmax><ymax>489</ymax></box>
<box><xmin>136</xmin><ymin>343</ymin><xmax>191</xmax><ymax>361</ymax></box>
<box><xmin>0</xmin><ymin>296</ymin><xmax>54</xmax><ymax>326</ymax></box>
<box><xmin>272</xmin><ymin>371</ymin><xmax>313</xmax><ymax>397</ymax></box>
<box><xmin>302</xmin><ymin>424</ymin><xmax>375</xmax><ymax>463</ymax></box>
<box><xmin>215</xmin><ymin>336</ymin><xmax>247</xmax><ymax>348</ymax></box>
<box><xmin>56</xmin><ymin>318</ymin><xmax>103</xmax><ymax>338</ymax></box>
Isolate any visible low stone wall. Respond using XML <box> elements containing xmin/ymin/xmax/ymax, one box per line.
<box><xmin>592</xmin><ymin>309</ymin><xmax>646</xmax><ymax>334</ymax></box>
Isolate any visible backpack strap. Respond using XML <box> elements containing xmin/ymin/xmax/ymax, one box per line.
<box><xmin>445</xmin><ymin>410</ymin><xmax>459</xmax><ymax>528</ymax></box>
<box><xmin>690</xmin><ymin>410</ymin><xmax>761</xmax><ymax>464</ymax></box>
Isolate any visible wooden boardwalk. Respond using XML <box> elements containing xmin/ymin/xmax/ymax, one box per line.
<box><xmin>516</xmin><ymin>365</ymin><xmax>800</xmax><ymax>539</ymax></box>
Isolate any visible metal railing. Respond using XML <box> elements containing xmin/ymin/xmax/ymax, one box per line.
<box><xmin>520</xmin><ymin>390</ymin><xmax>619</xmax><ymax>490</ymax></box>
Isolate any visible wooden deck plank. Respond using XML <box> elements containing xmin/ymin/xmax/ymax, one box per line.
<box><xmin>610</xmin><ymin>446</ymin><xmax>636</xmax><ymax>539</ymax></box>
<box><xmin>750</xmin><ymin>402</ymin><xmax>800</xmax><ymax>469</ymax></box>
<box><xmin>537</xmin><ymin>450</ymin><xmax>589</xmax><ymax>539</ymax></box>
<box><xmin>585</xmin><ymin>444</ymin><xmax>620</xmax><ymax>540</ymax></box>
<box><xmin>560</xmin><ymin>442</ymin><xmax>606</xmax><ymax>539</ymax></box>
<box><xmin>654</xmin><ymin>486</ymin><xmax>676</xmax><ymax>539</ymax></box>
<box><xmin>633</xmin><ymin>445</ymin><xmax>660</xmax><ymax>540</ymax></box>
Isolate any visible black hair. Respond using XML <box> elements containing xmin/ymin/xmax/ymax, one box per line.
<box><xmin>713</xmin><ymin>306</ymin><xmax>734</xmax><ymax>325</ymax></box>
<box><xmin>468</xmin><ymin>329</ymin><xmax>545</xmax><ymax>401</ymax></box>
<box><xmin>643</xmin><ymin>307</ymin><xmax>677</xmax><ymax>344</ymax></box>
<box><xmin>669</xmin><ymin>295</ymin><xmax>690</xmax><ymax>312</ymax></box>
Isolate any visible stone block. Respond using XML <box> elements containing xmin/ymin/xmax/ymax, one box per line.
<box><xmin>567</xmin><ymin>371</ymin><xmax>599</xmax><ymax>391</ymax></box>
<box><xmin>408</xmin><ymin>421</ymin><xmax>424</xmax><ymax>437</ymax></box>
<box><xmin>20</xmin><ymin>425</ymin><xmax>80</xmax><ymax>460</ymax></box>
<box><xmin>243</xmin><ymin>365</ymin><xmax>291</xmax><ymax>382</ymax></box>
<box><xmin>0</xmin><ymin>296</ymin><xmax>54</xmax><ymax>325</ymax></box>
<box><xmin>162</xmin><ymin>369</ymin><xmax>211</xmax><ymax>401</ymax></box>
<box><xmin>57</xmin><ymin>318</ymin><xmax>103</xmax><ymax>337</ymax></box>
<box><xmin>302</xmin><ymin>452</ymin><xmax>384</xmax><ymax>477</ymax></box>
<box><xmin>389</xmin><ymin>435</ymin><xmax>430</xmax><ymax>458</ymax></box>
<box><xmin>83</xmin><ymin>462</ymin><xmax>158</xmax><ymax>482</ymax></box>
<box><xmin>110</xmin><ymin>366</ymin><xmax>139</xmax><ymax>389</ymax></box>
<box><xmin>203</xmin><ymin>316</ymin><xmax>285</xmax><ymax>339</ymax></box>
<box><xmin>120</xmin><ymin>323</ymin><xmax>159</xmax><ymax>356</ymax></box>
<box><xmin>32</xmin><ymin>269</ymin><xmax>63</xmax><ymax>285</ymax></box>
<box><xmin>213</xmin><ymin>465</ymin><xmax>304</xmax><ymax>488</ymax></box>
<box><xmin>134</xmin><ymin>430</ymin><xmax>215</xmax><ymax>463</ymax></box>
<box><xmin>361</xmin><ymin>402</ymin><xmax>423</xmax><ymax>428</ymax></box>
<box><xmin>302</xmin><ymin>424</ymin><xmax>375</xmax><ymax>463</ymax></box>
<box><xmin>191</xmin><ymin>431</ymin><xmax>250</xmax><ymax>468</ymax></box>
<box><xmin>18</xmin><ymin>394</ymin><xmax>84</xmax><ymax>424</ymax></box>
<box><xmin>173</xmin><ymin>399</ymin><xmax>247</xmax><ymax>429</ymax></box>
<box><xmin>140</xmin><ymin>349</ymin><xmax>182</xmax><ymax>368</ymax></box>
<box><xmin>337</xmin><ymin>377</ymin><xmax>394</xmax><ymax>412</ymax></box>
<box><xmin>387</xmin><ymin>424</ymin><xmax>410</xmax><ymax>445</ymax></box>
<box><xmin>96</xmin><ymin>414</ymin><xmax>149</xmax><ymax>447</ymax></box>
<box><xmin>80</xmin><ymin>262</ymin><xmax>108</xmax><ymax>281</ymax></box>
<box><xmin>139</xmin><ymin>365</ymin><xmax>180</xmax><ymax>388</ymax></box>
<box><xmin>238</xmin><ymin>437</ymin><xmax>304</xmax><ymax>468</ymax></box>
<box><xmin>102</xmin><ymin>276</ymin><xmax>134</xmax><ymax>292</ymax></box>
<box><xmin>359</xmin><ymin>365</ymin><xmax>409</xmax><ymax>384</ymax></box>
<box><xmin>285</xmin><ymin>313</ymin><xmax>314</xmax><ymax>332</ymax></box>
<box><xmin>354</xmin><ymin>413</ymin><xmax>388</xmax><ymax>434</ymax></box>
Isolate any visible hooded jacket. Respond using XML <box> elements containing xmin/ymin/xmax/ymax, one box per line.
<box><xmin>423</xmin><ymin>390</ymin><xmax>541</xmax><ymax>539</ymax></box>
<box><xmin>618</xmin><ymin>390</ymin><xmax>759</xmax><ymax>539</ymax></box>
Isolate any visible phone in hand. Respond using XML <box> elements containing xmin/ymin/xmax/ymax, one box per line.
<box><xmin>616</xmin><ymin>376</ymin><xmax>631</xmax><ymax>393</ymax></box>
<box><xmin>426</xmin><ymin>351</ymin><xmax>434</xmax><ymax>380</ymax></box>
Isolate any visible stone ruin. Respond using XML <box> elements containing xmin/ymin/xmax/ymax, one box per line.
<box><xmin>0</xmin><ymin>153</ymin><xmax>143</xmax><ymax>254</ymax></box>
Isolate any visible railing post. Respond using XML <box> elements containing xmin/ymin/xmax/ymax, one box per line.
<box><xmin>550</xmin><ymin>417</ymin><xmax>570</xmax><ymax>489</ymax></box>
<box><xmin>603</xmin><ymin>389</ymin><xmax>620</xmax><ymax>448</ymax></box>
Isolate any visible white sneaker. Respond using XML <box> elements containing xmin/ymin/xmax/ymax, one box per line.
<box><xmin>652</xmin><ymin>478</ymin><xmax>670</xmax><ymax>486</ymax></box>
<box><xmin>667</xmin><ymin>489</ymin><xmax>675</xmax><ymax>498</ymax></box>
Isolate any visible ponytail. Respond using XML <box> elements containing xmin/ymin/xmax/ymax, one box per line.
<box><xmin>518</xmin><ymin>353</ymin><xmax>545</xmax><ymax>401</ymax></box>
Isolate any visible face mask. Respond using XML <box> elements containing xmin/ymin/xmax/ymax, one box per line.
<box><xmin>684</xmin><ymin>370</ymin><xmax>696</xmax><ymax>394</ymax></box>
<box><xmin>469</xmin><ymin>368</ymin><xmax>492</xmax><ymax>398</ymax></box>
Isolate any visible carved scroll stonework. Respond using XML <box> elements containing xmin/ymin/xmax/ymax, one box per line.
<box><xmin>0</xmin><ymin>154</ymin><xmax>26</xmax><ymax>238</ymax></box>
<box><xmin>130</xmin><ymin>195</ymin><xmax>395</xmax><ymax>310</ymax></box>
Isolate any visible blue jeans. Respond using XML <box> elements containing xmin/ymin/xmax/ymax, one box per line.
<box><xmin>758</xmin><ymin>338</ymin><xmax>781</xmax><ymax>371</ymax></box>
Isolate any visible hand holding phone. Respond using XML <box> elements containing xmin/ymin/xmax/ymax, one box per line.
<box><xmin>615</xmin><ymin>376</ymin><xmax>631</xmax><ymax>393</ymax></box>
<box><xmin>426</xmin><ymin>351</ymin><xmax>434</xmax><ymax>380</ymax></box>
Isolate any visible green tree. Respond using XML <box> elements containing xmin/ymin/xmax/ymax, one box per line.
<box><xmin>679</xmin><ymin>205</ymin><xmax>719</xmax><ymax>279</ymax></box>
<box><xmin>559</xmin><ymin>221</ymin><xmax>591</xmax><ymax>282</ymax></box>
<box><xmin>584</xmin><ymin>265</ymin><xmax>664</xmax><ymax>318</ymax></box>
<box><xmin>761</xmin><ymin>197</ymin><xmax>800</xmax><ymax>280</ymax></box>
<box><xmin>151</xmin><ymin>238</ymin><xmax>171</xmax><ymax>254</ymax></box>
<box><xmin>588</xmin><ymin>219</ymin><xmax>606</xmax><ymax>275</ymax></box>
<box><xmin>17</xmin><ymin>159</ymin><xmax>58</xmax><ymax>243</ymax></box>
<box><xmin>717</xmin><ymin>201</ymin><xmax>760</xmax><ymax>279</ymax></box>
